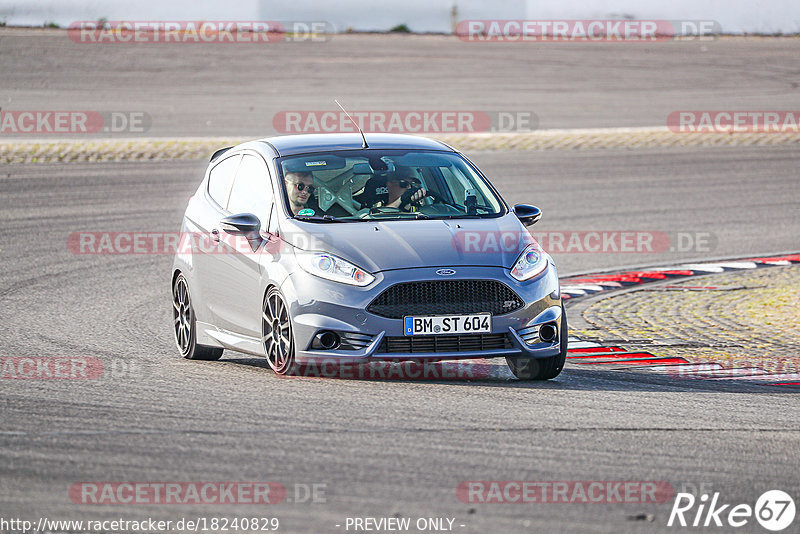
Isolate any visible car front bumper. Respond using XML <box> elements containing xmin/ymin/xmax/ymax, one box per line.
<box><xmin>281</xmin><ymin>262</ymin><xmax>563</xmax><ymax>364</ymax></box>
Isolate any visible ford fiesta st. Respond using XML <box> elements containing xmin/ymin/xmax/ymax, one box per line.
<box><xmin>171</xmin><ymin>133</ymin><xmax>566</xmax><ymax>380</ymax></box>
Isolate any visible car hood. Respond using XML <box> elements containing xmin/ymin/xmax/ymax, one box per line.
<box><xmin>281</xmin><ymin>214</ymin><xmax>536</xmax><ymax>273</ymax></box>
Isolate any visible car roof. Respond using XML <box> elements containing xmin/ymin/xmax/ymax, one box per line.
<box><xmin>258</xmin><ymin>133</ymin><xmax>455</xmax><ymax>156</ymax></box>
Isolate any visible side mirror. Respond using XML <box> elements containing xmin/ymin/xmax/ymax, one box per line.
<box><xmin>513</xmin><ymin>204</ymin><xmax>542</xmax><ymax>227</ymax></box>
<box><xmin>220</xmin><ymin>213</ymin><xmax>261</xmax><ymax>239</ymax></box>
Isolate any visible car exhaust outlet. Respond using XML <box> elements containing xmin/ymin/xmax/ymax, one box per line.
<box><xmin>539</xmin><ymin>323</ymin><xmax>557</xmax><ymax>343</ymax></box>
<box><xmin>316</xmin><ymin>331</ymin><xmax>340</xmax><ymax>350</ymax></box>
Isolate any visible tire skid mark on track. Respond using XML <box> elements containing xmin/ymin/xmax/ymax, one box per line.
<box><xmin>0</xmin><ymin>254</ymin><xmax>161</xmax><ymax>298</ymax></box>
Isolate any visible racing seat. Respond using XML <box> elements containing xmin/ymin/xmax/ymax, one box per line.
<box><xmin>313</xmin><ymin>170</ymin><xmax>372</xmax><ymax>216</ymax></box>
<box><xmin>353</xmin><ymin>174</ymin><xmax>389</xmax><ymax>208</ymax></box>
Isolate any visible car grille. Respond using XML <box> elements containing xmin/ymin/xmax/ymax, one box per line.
<box><xmin>367</xmin><ymin>280</ymin><xmax>524</xmax><ymax>319</ymax></box>
<box><xmin>378</xmin><ymin>333</ymin><xmax>512</xmax><ymax>354</ymax></box>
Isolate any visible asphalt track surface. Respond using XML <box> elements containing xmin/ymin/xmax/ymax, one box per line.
<box><xmin>1</xmin><ymin>31</ymin><xmax>800</xmax><ymax>136</ymax></box>
<box><xmin>1</xmin><ymin>145</ymin><xmax>798</xmax><ymax>533</ymax></box>
<box><xmin>1</xmin><ymin>32</ymin><xmax>800</xmax><ymax>534</ymax></box>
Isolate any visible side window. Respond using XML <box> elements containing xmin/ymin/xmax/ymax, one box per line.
<box><xmin>227</xmin><ymin>155</ymin><xmax>274</xmax><ymax>230</ymax></box>
<box><xmin>440</xmin><ymin>164</ymin><xmax>495</xmax><ymax>208</ymax></box>
<box><xmin>439</xmin><ymin>166</ymin><xmax>468</xmax><ymax>204</ymax></box>
<box><xmin>207</xmin><ymin>155</ymin><xmax>241</xmax><ymax>208</ymax></box>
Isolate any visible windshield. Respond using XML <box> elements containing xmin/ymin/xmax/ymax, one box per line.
<box><xmin>277</xmin><ymin>150</ymin><xmax>505</xmax><ymax>221</ymax></box>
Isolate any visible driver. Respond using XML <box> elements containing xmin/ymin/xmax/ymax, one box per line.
<box><xmin>384</xmin><ymin>169</ymin><xmax>427</xmax><ymax>211</ymax></box>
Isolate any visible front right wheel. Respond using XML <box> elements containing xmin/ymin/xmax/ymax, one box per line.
<box><xmin>506</xmin><ymin>304</ymin><xmax>568</xmax><ymax>380</ymax></box>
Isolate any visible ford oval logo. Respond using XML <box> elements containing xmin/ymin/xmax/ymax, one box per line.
<box><xmin>436</xmin><ymin>269</ymin><xmax>456</xmax><ymax>276</ymax></box>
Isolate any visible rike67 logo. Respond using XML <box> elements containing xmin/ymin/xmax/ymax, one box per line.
<box><xmin>668</xmin><ymin>490</ymin><xmax>796</xmax><ymax>531</ymax></box>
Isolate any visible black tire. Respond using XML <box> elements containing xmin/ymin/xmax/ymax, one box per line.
<box><xmin>261</xmin><ymin>287</ymin><xmax>296</xmax><ymax>375</ymax></box>
<box><xmin>172</xmin><ymin>274</ymin><xmax>223</xmax><ymax>361</ymax></box>
<box><xmin>506</xmin><ymin>303</ymin><xmax>568</xmax><ymax>380</ymax></box>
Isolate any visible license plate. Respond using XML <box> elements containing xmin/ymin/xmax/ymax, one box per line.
<box><xmin>404</xmin><ymin>313</ymin><xmax>492</xmax><ymax>336</ymax></box>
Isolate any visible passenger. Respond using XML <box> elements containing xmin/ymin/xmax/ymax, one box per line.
<box><xmin>284</xmin><ymin>171</ymin><xmax>315</xmax><ymax>215</ymax></box>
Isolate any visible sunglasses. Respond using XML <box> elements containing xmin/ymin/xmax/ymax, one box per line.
<box><xmin>291</xmin><ymin>182</ymin><xmax>315</xmax><ymax>194</ymax></box>
<box><xmin>391</xmin><ymin>179</ymin><xmax>417</xmax><ymax>188</ymax></box>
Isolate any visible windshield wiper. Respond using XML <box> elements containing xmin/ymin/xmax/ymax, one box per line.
<box><xmin>294</xmin><ymin>215</ymin><xmax>352</xmax><ymax>223</ymax></box>
<box><xmin>425</xmin><ymin>214</ymin><xmax>484</xmax><ymax>220</ymax></box>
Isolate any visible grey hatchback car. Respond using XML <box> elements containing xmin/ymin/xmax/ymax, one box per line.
<box><xmin>171</xmin><ymin>133</ymin><xmax>567</xmax><ymax>380</ymax></box>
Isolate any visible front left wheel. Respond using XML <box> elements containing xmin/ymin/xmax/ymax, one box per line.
<box><xmin>172</xmin><ymin>274</ymin><xmax>223</xmax><ymax>361</ymax></box>
<box><xmin>262</xmin><ymin>287</ymin><xmax>296</xmax><ymax>375</ymax></box>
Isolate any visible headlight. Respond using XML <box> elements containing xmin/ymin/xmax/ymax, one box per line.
<box><xmin>297</xmin><ymin>252</ymin><xmax>375</xmax><ymax>287</ymax></box>
<box><xmin>510</xmin><ymin>244</ymin><xmax>548</xmax><ymax>281</ymax></box>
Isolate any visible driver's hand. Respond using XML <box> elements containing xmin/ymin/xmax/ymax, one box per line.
<box><xmin>409</xmin><ymin>188</ymin><xmax>427</xmax><ymax>203</ymax></box>
<box><xmin>387</xmin><ymin>188</ymin><xmax>427</xmax><ymax>209</ymax></box>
